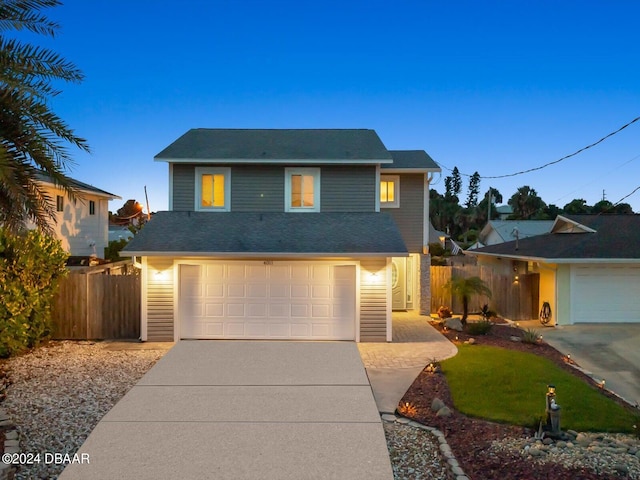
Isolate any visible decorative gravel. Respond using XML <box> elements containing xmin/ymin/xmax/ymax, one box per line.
<box><xmin>383</xmin><ymin>421</ymin><xmax>451</xmax><ymax>480</ymax></box>
<box><xmin>1</xmin><ymin>341</ymin><xmax>167</xmax><ymax>480</ymax></box>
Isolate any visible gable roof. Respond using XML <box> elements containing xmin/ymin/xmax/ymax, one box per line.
<box><xmin>480</xmin><ymin>220</ymin><xmax>553</xmax><ymax>243</ymax></box>
<box><xmin>155</xmin><ymin>129</ymin><xmax>393</xmax><ymax>164</ymax></box>
<box><xmin>468</xmin><ymin>214</ymin><xmax>640</xmax><ymax>262</ymax></box>
<box><xmin>35</xmin><ymin>172</ymin><xmax>120</xmax><ymax>199</ymax></box>
<box><xmin>122</xmin><ymin>211</ymin><xmax>408</xmax><ymax>257</ymax></box>
<box><xmin>384</xmin><ymin>150</ymin><xmax>440</xmax><ymax>172</ymax></box>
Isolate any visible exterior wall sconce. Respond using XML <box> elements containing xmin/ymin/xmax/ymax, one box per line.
<box><xmin>154</xmin><ymin>270</ymin><xmax>168</xmax><ymax>281</ymax></box>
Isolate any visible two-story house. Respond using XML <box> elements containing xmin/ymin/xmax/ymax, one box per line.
<box><xmin>123</xmin><ymin>129</ymin><xmax>440</xmax><ymax>342</ymax></box>
<box><xmin>35</xmin><ymin>172</ymin><xmax>120</xmax><ymax>257</ymax></box>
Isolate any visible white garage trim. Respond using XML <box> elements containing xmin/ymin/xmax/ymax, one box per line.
<box><xmin>174</xmin><ymin>260</ymin><xmax>359</xmax><ymax>341</ymax></box>
<box><xmin>570</xmin><ymin>264</ymin><xmax>640</xmax><ymax>324</ymax></box>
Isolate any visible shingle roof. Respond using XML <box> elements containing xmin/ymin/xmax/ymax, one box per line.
<box><xmin>385</xmin><ymin>150</ymin><xmax>440</xmax><ymax>170</ymax></box>
<box><xmin>469</xmin><ymin>214</ymin><xmax>640</xmax><ymax>261</ymax></box>
<box><xmin>122</xmin><ymin>212</ymin><xmax>408</xmax><ymax>256</ymax></box>
<box><xmin>35</xmin><ymin>172</ymin><xmax>119</xmax><ymax>199</ymax></box>
<box><xmin>155</xmin><ymin>129</ymin><xmax>393</xmax><ymax>163</ymax></box>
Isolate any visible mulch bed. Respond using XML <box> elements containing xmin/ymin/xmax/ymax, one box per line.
<box><xmin>399</xmin><ymin>321</ymin><xmax>635</xmax><ymax>480</ymax></box>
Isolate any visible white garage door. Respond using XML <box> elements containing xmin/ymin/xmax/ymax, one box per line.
<box><xmin>572</xmin><ymin>265</ymin><xmax>640</xmax><ymax>323</ymax></box>
<box><xmin>179</xmin><ymin>262</ymin><xmax>356</xmax><ymax>340</ymax></box>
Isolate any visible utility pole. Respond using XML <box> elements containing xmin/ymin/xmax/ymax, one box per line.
<box><xmin>602</xmin><ymin>189</ymin><xmax>606</xmax><ymax>202</ymax></box>
<box><xmin>487</xmin><ymin>187</ymin><xmax>493</xmax><ymax>221</ymax></box>
<box><xmin>144</xmin><ymin>185</ymin><xmax>151</xmax><ymax>221</ymax></box>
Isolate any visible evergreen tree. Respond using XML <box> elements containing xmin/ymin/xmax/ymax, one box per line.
<box><xmin>465</xmin><ymin>171</ymin><xmax>480</xmax><ymax>208</ymax></box>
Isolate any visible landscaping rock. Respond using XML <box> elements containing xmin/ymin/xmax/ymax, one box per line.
<box><xmin>575</xmin><ymin>433</ymin><xmax>591</xmax><ymax>447</ymax></box>
<box><xmin>465</xmin><ymin>338</ymin><xmax>476</xmax><ymax>345</ymax></box>
<box><xmin>509</xmin><ymin>336</ymin><xmax>522</xmax><ymax>342</ymax></box>
<box><xmin>444</xmin><ymin>317</ymin><xmax>463</xmax><ymax>332</ymax></box>
<box><xmin>436</xmin><ymin>406</ymin><xmax>452</xmax><ymax>417</ymax></box>
<box><xmin>431</xmin><ymin>398</ymin><xmax>445</xmax><ymax>412</ymax></box>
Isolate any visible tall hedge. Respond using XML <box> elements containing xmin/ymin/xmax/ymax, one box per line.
<box><xmin>0</xmin><ymin>229</ymin><xmax>68</xmax><ymax>357</ymax></box>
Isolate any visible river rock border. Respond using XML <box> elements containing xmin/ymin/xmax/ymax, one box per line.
<box><xmin>0</xmin><ymin>407</ymin><xmax>17</xmax><ymax>480</ymax></box>
<box><xmin>382</xmin><ymin>413</ymin><xmax>469</xmax><ymax>480</ymax></box>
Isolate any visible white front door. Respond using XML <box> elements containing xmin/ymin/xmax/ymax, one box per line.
<box><xmin>179</xmin><ymin>262</ymin><xmax>356</xmax><ymax>339</ymax></box>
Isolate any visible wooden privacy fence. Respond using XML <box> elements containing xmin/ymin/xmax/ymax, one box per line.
<box><xmin>51</xmin><ymin>273</ymin><xmax>141</xmax><ymax>340</ymax></box>
<box><xmin>430</xmin><ymin>265</ymin><xmax>539</xmax><ymax>321</ymax></box>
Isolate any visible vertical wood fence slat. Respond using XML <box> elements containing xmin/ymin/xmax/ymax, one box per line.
<box><xmin>51</xmin><ymin>273</ymin><xmax>140</xmax><ymax>340</ymax></box>
<box><xmin>430</xmin><ymin>265</ymin><xmax>539</xmax><ymax>320</ymax></box>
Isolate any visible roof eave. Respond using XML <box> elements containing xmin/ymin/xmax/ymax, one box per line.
<box><xmin>154</xmin><ymin>157</ymin><xmax>394</xmax><ymax>164</ymax></box>
<box><xmin>381</xmin><ymin>167</ymin><xmax>441</xmax><ymax>174</ymax></box>
<box><xmin>467</xmin><ymin>250</ymin><xmax>640</xmax><ymax>264</ymax></box>
<box><xmin>121</xmin><ymin>251</ymin><xmax>407</xmax><ymax>258</ymax></box>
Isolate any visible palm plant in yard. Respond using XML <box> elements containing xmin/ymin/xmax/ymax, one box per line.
<box><xmin>0</xmin><ymin>0</ymin><xmax>89</xmax><ymax>233</ymax></box>
<box><xmin>444</xmin><ymin>276</ymin><xmax>492</xmax><ymax>324</ymax></box>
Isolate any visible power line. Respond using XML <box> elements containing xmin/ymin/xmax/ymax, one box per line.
<box><xmin>612</xmin><ymin>185</ymin><xmax>640</xmax><ymax>207</ymax></box>
<box><xmin>438</xmin><ymin>115</ymin><xmax>640</xmax><ymax>179</ymax></box>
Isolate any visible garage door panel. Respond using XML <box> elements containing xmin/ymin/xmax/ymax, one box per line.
<box><xmin>312</xmin><ymin>285</ymin><xmax>331</xmax><ymax>299</ymax></box>
<box><xmin>291</xmin><ymin>285</ymin><xmax>310</xmax><ymax>298</ymax></box>
<box><xmin>312</xmin><ymin>304</ymin><xmax>330</xmax><ymax>318</ymax></box>
<box><xmin>291</xmin><ymin>304</ymin><xmax>308</xmax><ymax>317</ymax></box>
<box><xmin>205</xmin><ymin>284</ymin><xmax>224</xmax><ymax>297</ymax></box>
<box><xmin>179</xmin><ymin>262</ymin><xmax>356</xmax><ymax>340</ymax></box>
<box><xmin>573</xmin><ymin>266</ymin><xmax>640</xmax><ymax>323</ymax></box>
<box><xmin>270</xmin><ymin>284</ymin><xmax>289</xmax><ymax>298</ymax></box>
<box><xmin>247</xmin><ymin>303</ymin><xmax>267</xmax><ymax>317</ymax></box>
<box><xmin>205</xmin><ymin>303</ymin><xmax>223</xmax><ymax>317</ymax></box>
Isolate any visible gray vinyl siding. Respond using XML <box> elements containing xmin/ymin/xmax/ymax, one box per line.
<box><xmin>170</xmin><ymin>163</ymin><xmax>376</xmax><ymax>213</ymax></box>
<box><xmin>172</xmin><ymin>164</ymin><xmax>195</xmax><ymax>211</ymax></box>
<box><xmin>383</xmin><ymin>174</ymin><xmax>424</xmax><ymax>252</ymax></box>
<box><xmin>321</xmin><ymin>166</ymin><xmax>376</xmax><ymax>212</ymax></box>
<box><xmin>360</xmin><ymin>258</ymin><xmax>388</xmax><ymax>342</ymax></box>
<box><xmin>146</xmin><ymin>257</ymin><xmax>174</xmax><ymax>341</ymax></box>
<box><xmin>231</xmin><ymin>166</ymin><xmax>284</xmax><ymax>211</ymax></box>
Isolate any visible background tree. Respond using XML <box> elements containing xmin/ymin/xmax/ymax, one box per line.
<box><xmin>0</xmin><ymin>0</ymin><xmax>89</xmax><ymax>233</ymax></box>
<box><xmin>507</xmin><ymin>186</ymin><xmax>546</xmax><ymax>220</ymax></box>
<box><xmin>476</xmin><ymin>187</ymin><xmax>502</xmax><ymax>226</ymax></box>
<box><xmin>541</xmin><ymin>203</ymin><xmax>562</xmax><ymax>219</ymax></box>
<box><xmin>465</xmin><ymin>171</ymin><xmax>480</xmax><ymax>208</ymax></box>
<box><xmin>563</xmin><ymin>198</ymin><xmax>591</xmax><ymax>214</ymax></box>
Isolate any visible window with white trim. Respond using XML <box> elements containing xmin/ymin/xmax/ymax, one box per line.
<box><xmin>195</xmin><ymin>167</ymin><xmax>230</xmax><ymax>211</ymax></box>
<box><xmin>284</xmin><ymin>168</ymin><xmax>320</xmax><ymax>212</ymax></box>
<box><xmin>380</xmin><ymin>175</ymin><xmax>399</xmax><ymax>208</ymax></box>
<box><xmin>89</xmin><ymin>200</ymin><xmax>96</xmax><ymax>215</ymax></box>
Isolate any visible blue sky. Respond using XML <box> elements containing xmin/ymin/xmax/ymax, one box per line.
<box><xmin>20</xmin><ymin>0</ymin><xmax>640</xmax><ymax>213</ymax></box>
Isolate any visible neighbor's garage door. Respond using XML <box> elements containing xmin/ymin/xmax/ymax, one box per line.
<box><xmin>572</xmin><ymin>265</ymin><xmax>640</xmax><ymax>323</ymax></box>
<box><xmin>179</xmin><ymin>262</ymin><xmax>356</xmax><ymax>339</ymax></box>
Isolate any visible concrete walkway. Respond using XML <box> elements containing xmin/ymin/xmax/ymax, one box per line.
<box><xmin>60</xmin><ymin>341</ymin><xmax>393</xmax><ymax>480</ymax></box>
<box><xmin>358</xmin><ymin>312</ymin><xmax>458</xmax><ymax>413</ymax></box>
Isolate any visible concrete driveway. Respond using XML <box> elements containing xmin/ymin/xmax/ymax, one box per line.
<box><xmin>537</xmin><ymin>323</ymin><xmax>640</xmax><ymax>406</ymax></box>
<box><xmin>60</xmin><ymin>341</ymin><xmax>393</xmax><ymax>480</ymax></box>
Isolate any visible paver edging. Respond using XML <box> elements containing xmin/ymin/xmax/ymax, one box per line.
<box><xmin>0</xmin><ymin>407</ymin><xmax>17</xmax><ymax>480</ymax></box>
<box><xmin>382</xmin><ymin>412</ymin><xmax>469</xmax><ymax>480</ymax></box>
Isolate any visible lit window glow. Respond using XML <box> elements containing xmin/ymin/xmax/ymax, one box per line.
<box><xmin>201</xmin><ymin>174</ymin><xmax>225</xmax><ymax>208</ymax></box>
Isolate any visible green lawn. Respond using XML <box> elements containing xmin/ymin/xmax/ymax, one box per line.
<box><xmin>440</xmin><ymin>345</ymin><xmax>639</xmax><ymax>432</ymax></box>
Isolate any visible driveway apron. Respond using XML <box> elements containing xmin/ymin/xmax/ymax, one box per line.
<box><xmin>536</xmin><ymin>323</ymin><xmax>640</xmax><ymax>406</ymax></box>
<box><xmin>59</xmin><ymin>341</ymin><xmax>393</xmax><ymax>480</ymax></box>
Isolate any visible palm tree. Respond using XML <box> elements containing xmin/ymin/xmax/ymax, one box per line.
<box><xmin>0</xmin><ymin>0</ymin><xmax>89</xmax><ymax>233</ymax></box>
<box><xmin>444</xmin><ymin>276</ymin><xmax>492</xmax><ymax>324</ymax></box>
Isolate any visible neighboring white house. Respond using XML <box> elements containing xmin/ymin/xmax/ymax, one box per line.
<box><xmin>468</xmin><ymin>215</ymin><xmax>640</xmax><ymax>325</ymax></box>
<box><xmin>36</xmin><ymin>173</ymin><xmax>120</xmax><ymax>257</ymax></box>
<box><xmin>479</xmin><ymin>220</ymin><xmax>553</xmax><ymax>246</ymax></box>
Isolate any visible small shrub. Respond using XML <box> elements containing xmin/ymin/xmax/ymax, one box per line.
<box><xmin>437</xmin><ymin>306</ymin><xmax>452</xmax><ymax>319</ymax></box>
<box><xmin>522</xmin><ymin>328</ymin><xmax>540</xmax><ymax>344</ymax></box>
<box><xmin>466</xmin><ymin>320</ymin><xmax>493</xmax><ymax>335</ymax></box>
